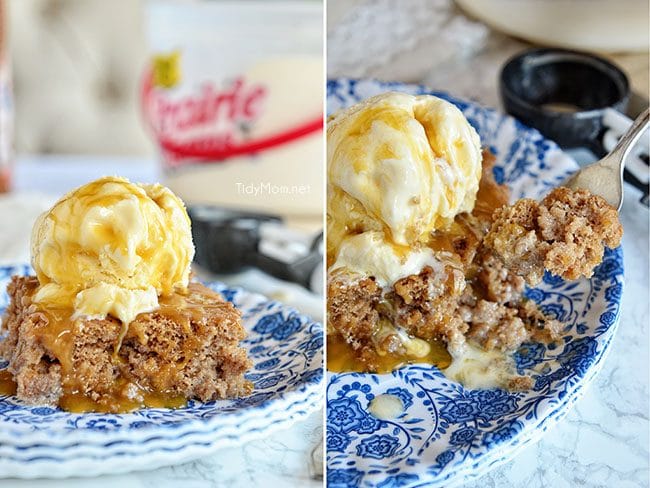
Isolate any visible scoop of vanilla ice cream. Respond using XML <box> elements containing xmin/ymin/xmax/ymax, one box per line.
<box><xmin>330</xmin><ymin>231</ymin><xmax>441</xmax><ymax>287</ymax></box>
<box><xmin>327</xmin><ymin>92</ymin><xmax>482</xmax><ymax>253</ymax></box>
<box><xmin>31</xmin><ymin>177</ymin><xmax>195</xmax><ymax>324</ymax></box>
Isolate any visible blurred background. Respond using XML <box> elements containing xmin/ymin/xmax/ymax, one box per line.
<box><xmin>10</xmin><ymin>0</ymin><xmax>149</xmax><ymax>156</ymax></box>
<box><xmin>7</xmin><ymin>0</ymin><xmax>323</xmax><ymax>221</ymax></box>
<box><xmin>328</xmin><ymin>0</ymin><xmax>649</xmax><ymax>107</ymax></box>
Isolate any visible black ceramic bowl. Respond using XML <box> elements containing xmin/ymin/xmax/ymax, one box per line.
<box><xmin>500</xmin><ymin>48</ymin><xmax>630</xmax><ymax>150</ymax></box>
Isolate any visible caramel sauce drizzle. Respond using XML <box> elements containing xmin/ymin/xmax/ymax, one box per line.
<box><xmin>16</xmin><ymin>283</ymin><xmax>235</xmax><ymax>413</ymax></box>
<box><xmin>0</xmin><ymin>370</ymin><xmax>17</xmax><ymax>396</ymax></box>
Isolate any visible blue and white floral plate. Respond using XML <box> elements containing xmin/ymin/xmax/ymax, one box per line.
<box><xmin>0</xmin><ymin>265</ymin><xmax>323</xmax><ymax>478</ymax></box>
<box><xmin>326</xmin><ymin>79</ymin><xmax>624</xmax><ymax>488</ymax></box>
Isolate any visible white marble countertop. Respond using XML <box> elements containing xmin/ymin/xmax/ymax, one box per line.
<box><xmin>3</xmin><ymin>414</ymin><xmax>322</xmax><ymax>488</ymax></box>
<box><xmin>0</xmin><ymin>156</ymin><xmax>324</xmax><ymax>488</ymax></box>
<box><xmin>328</xmin><ymin>1</ymin><xmax>649</xmax><ymax>486</ymax></box>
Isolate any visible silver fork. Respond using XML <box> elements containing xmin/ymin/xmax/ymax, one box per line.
<box><xmin>564</xmin><ymin>108</ymin><xmax>649</xmax><ymax>210</ymax></box>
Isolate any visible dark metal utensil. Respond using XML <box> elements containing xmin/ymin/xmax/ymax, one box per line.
<box><xmin>189</xmin><ymin>206</ymin><xmax>323</xmax><ymax>292</ymax></box>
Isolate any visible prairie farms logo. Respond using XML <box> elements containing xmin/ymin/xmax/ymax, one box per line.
<box><xmin>143</xmin><ymin>70</ymin><xmax>268</xmax><ymax>163</ymax></box>
<box><xmin>141</xmin><ymin>53</ymin><xmax>322</xmax><ymax>165</ymax></box>
<box><xmin>147</xmin><ymin>77</ymin><xmax>266</xmax><ymax>135</ymax></box>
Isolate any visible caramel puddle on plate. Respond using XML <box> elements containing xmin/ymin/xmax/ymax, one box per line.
<box><xmin>327</xmin><ymin>334</ymin><xmax>452</xmax><ymax>374</ymax></box>
<box><xmin>0</xmin><ymin>368</ymin><xmax>186</xmax><ymax>413</ymax></box>
<box><xmin>59</xmin><ymin>389</ymin><xmax>187</xmax><ymax>414</ymax></box>
<box><xmin>0</xmin><ymin>369</ymin><xmax>17</xmax><ymax>396</ymax></box>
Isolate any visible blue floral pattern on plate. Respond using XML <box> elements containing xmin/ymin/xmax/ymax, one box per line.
<box><xmin>326</xmin><ymin>79</ymin><xmax>624</xmax><ymax>488</ymax></box>
<box><xmin>0</xmin><ymin>266</ymin><xmax>323</xmax><ymax>477</ymax></box>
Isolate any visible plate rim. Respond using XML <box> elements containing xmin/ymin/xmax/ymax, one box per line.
<box><xmin>0</xmin><ymin>393</ymin><xmax>323</xmax><ymax>479</ymax></box>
